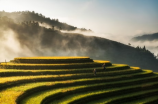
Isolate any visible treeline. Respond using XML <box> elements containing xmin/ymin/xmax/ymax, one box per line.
<box><xmin>135</xmin><ymin>46</ymin><xmax>158</xmax><ymax>59</ymax></box>
<box><xmin>132</xmin><ymin>33</ymin><xmax>158</xmax><ymax>41</ymax></box>
<box><xmin>0</xmin><ymin>10</ymin><xmax>91</xmax><ymax>31</ymax></box>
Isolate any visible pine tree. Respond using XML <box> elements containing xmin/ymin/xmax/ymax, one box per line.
<box><xmin>143</xmin><ymin>46</ymin><xmax>146</xmax><ymax>51</ymax></box>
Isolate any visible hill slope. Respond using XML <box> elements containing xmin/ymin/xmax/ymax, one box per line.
<box><xmin>0</xmin><ymin>11</ymin><xmax>91</xmax><ymax>31</ymax></box>
<box><xmin>132</xmin><ymin>33</ymin><xmax>158</xmax><ymax>41</ymax></box>
<box><xmin>0</xmin><ymin>57</ymin><xmax>158</xmax><ymax>104</ymax></box>
<box><xmin>0</xmin><ymin>11</ymin><xmax>158</xmax><ymax>72</ymax></box>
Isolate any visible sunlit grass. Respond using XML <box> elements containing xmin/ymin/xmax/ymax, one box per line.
<box><xmin>93</xmin><ymin>60</ymin><xmax>110</xmax><ymax>63</ymax></box>
<box><xmin>0</xmin><ymin>82</ymin><xmax>47</xmax><ymax>104</ymax></box>
<box><xmin>0</xmin><ymin>72</ymin><xmax>156</xmax><ymax>104</ymax></box>
<box><xmin>64</xmin><ymin>81</ymin><xmax>158</xmax><ymax>104</ymax></box>
<box><xmin>0</xmin><ymin>74</ymin><xmax>72</xmax><ymax>84</ymax></box>
<box><xmin>94</xmin><ymin>88</ymin><xmax>158</xmax><ymax>104</ymax></box>
<box><xmin>0</xmin><ymin>56</ymin><xmax>157</xmax><ymax>104</ymax></box>
<box><xmin>0</xmin><ymin>67</ymin><xmax>142</xmax><ymax>84</ymax></box>
<box><xmin>112</xmin><ymin>64</ymin><xmax>129</xmax><ymax>66</ymax></box>
<box><xmin>21</xmin><ymin>85</ymin><xmax>86</xmax><ymax>104</ymax></box>
<box><xmin>14</xmin><ymin>56</ymin><xmax>90</xmax><ymax>59</ymax></box>
<box><xmin>25</xmin><ymin>75</ymin><xmax>157</xmax><ymax>104</ymax></box>
<box><xmin>20</xmin><ymin>82</ymin><xmax>116</xmax><ymax>104</ymax></box>
<box><xmin>0</xmin><ymin>64</ymin><xmax>130</xmax><ymax>76</ymax></box>
<box><xmin>1</xmin><ymin>60</ymin><xmax>109</xmax><ymax>65</ymax></box>
<box><xmin>0</xmin><ymin>68</ymin><xmax>148</xmax><ymax>104</ymax></box>
<box><xmin>18</xmin><ymin>70</ymin><xmax>153</xmax><ymax>104</ymax></box>
<box><xmin>1</xmin><ymin>62</ymin><xmax>96</xmax><ymax>66</ymax></box>
<box><xmin>0</xmin><ymin>60</ymin><xmax>110</xmax><ymax>70</ymax></box>
<box><xmin>54</xmin><ymin>89</ymin><xmax>111</xmax><ymax>104</ymax></box>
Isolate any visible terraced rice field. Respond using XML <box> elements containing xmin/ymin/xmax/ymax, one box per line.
<box><xmin>0</xmin><ymin>56</ymin><xmax>158</xmax><ymax>104</ymax></box>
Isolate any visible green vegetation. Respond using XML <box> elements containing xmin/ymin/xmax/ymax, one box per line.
<box><xmin>0</xmin><ymin>56</ymin><xmax>158</xmax><ymax>104</ymax></box>
<box><xmin>0</xmin><ymin>59</ymin><xmax>111</xmax><ymax>69</ymax></box>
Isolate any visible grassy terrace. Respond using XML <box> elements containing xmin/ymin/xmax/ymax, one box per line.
<box><xmin>0</xmin><ymin>60</ymin><xmax>111</xmax><ymax>69</ymax></box>
<box><xmin>11</xmin><ymin>57</ymin><xmax>94</xmax><ymax>64</ymax></box>
<box><xmin>0</xmin><ymin>65</ymin><xmax>129</xmax><ymax>77</ymax></box>
<box><xmin>0</xmin><ymin>70</ymin><xmax>154</xmax><ymax>104</ymax></box>
<box><xmin>88</xmin><ymin>89</ymin><xmax>158</xmax><ymax>104</ymax></box>
<box><xmin>124</xmin><ymin>95</ymin><xmax>158</xmax><ymax>104</ymax></box>
<box><xmin>0</xmin><ymin>67</ymin><xmax>142</xmax><ymax>89</ymax></box>
<box><xmin>14</xmin><ymin>56</ymin><xmax>90</xmax><ymax>59</ymax></box>
<box><xmin>19</xmin><ymin>71</ymin><xmax>157</xmax><ymax>104</ymax></box>
<box><xmin>0</xmin><ymin>56</ymin><xmax>158</xmax><ymax>104</ymax></box>
<box><xmin>49</xmin><ymin>82</ymin><xmax>158</xmax><ymax>104</ymax></box>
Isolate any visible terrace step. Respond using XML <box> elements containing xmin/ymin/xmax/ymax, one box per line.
<box><xmin>0</xmin><ymin>56</ymin><xmax>157</xmax><ymax>104</ymax></box>
<box><xmin>11</xmin><ymin>57</ymin><xmax>93</xmax><ymax>64</ymax></box>
<box><xmin>0</xmin><ymin>65</ymin><xmax>133</xmax><ymax>77</ymax></box>
<box><xmin>0</xmin><ymin>60</ymin><xmax>112</xmax><ymax>69</ymax></box>
<box><xmin>16</xmin><ymin>71</ymin><xmax>156</xmax><ymax>104</ymax></box>
<box><xmin>41</xmin><ymin>75</ymin><xmax>158</xmax><ymax>104</ymax></box>
<box><xmin>104</xmin><ymin>87</ymin><xmax>158</xmax><ymax>104</ymax></box>
<box><xmin>1</xmin><ymin>73</ymin><xmax>155</xmax><ymax>104</ymax></box>
<box><xmin>126</xmin><ymin>95</ymin><xmax>158</xmax><ymax>104</ymax></box>
<box><xmin>0</xmin><ymin>68</ymin><xmax>143</xmax><ymax>91</ymax></box>
<box><xmin>89</xmin><ymin>89</ymin><xmax>158</xmax><ymax>104</ymax></box>
<box><xmin>56</xmin><ymin>81</ymin><xmax>158</xmax><ymax>104</ymax></box>
<box><xmin>0</xmin><ymin>64</ymin><xmax>129</xmax><ymax>77</ymax></box>
<box><xmin>1</xmin><ymin>69</ymin><xmax>150</xmax><ymax>103</ymax></box>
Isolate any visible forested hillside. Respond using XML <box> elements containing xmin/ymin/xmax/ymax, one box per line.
<box><xmin>0</xmin><ymin>11</ymin><xmax>91</xmax><ymax>31</ymax></box>
<box><xmin>0</xmin><ymin>11</ymin><xmax>158</xmax><ymax>72</ymax></box>
<box><xmin>132</xmin><ymin>33</ymin><xmax>158</xmax><ymax>41</ymax></box>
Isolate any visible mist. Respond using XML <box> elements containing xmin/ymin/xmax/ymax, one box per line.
<box><xmin>0</xmin><ymin>11</ymin><xmax>158</xmax><ymax>72</ymax></box>
<box><xmin>129</xmin><ymin>32</ymin><xmax>158</xmax><ymax>55</ymax></box>
<box><xmin>39</xmin><ymin>22</ymin><xmax>52</xmax><ymax>29</ymax></box>
<box><xmin>131</xmin><ymin>40</ymin><xmax>158</xmax><ymax>55</ymax></box>
<box><xmin>0</xmin><ymin>20</ymin><xmax>105</xmax><ymax>62</ymax></box>
<box><xmin>0</xmin><ymin>29</ymin><xmax>36</xmax><ymax>62</ymax></box>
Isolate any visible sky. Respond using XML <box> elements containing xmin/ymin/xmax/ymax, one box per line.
<box><xmin>0</xmin><ymin>0</ymin><xmax>158</xmax><ymax>38</ymax></box>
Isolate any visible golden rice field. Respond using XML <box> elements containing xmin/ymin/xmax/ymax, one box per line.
<box><xmin>0</xmin><ymin>56</ymin><xmax>158</xmax><ymax>104</ymax></box>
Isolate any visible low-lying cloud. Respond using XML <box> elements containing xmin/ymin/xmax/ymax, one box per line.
<box><xmin>0</xmin><ymin>29</ymin><xmax>34</xmax><ymax>62</ymax></box>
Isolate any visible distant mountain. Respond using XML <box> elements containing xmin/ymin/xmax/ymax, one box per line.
<box><xmin>132</xmin><ymin>33</ymin><xmax>158</xmax><ymax>41</ymax></box>
<box><xmin>0</xmin><ymin>11</ymin><xmax>158</xmax><ymax>72</ymax></box>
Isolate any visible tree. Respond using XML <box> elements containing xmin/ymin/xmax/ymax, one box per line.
<box><xmin>60</xmin><ymin>27</ymin><xmax>62</xmax><ymax>30</ymax></box>
<box><xmin>52</xmin><ymin>26</ymin><xmax>54</xmax><ymax>30</ymax></box>
<box><xmin>136</xmin><ymin>46</ymin><xmax>140</xmax><ymax>49</ymax></box>
<box><xmin>143</xmin><ymin>46</ymin><xmax>146</xmax><ymax>51</ymax></box>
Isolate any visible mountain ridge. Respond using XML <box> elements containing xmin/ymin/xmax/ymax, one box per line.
<box><xmin>132</xmin><ymin>32</ymin><xmax>158</xmax><ymax>41</ymax></box>
<box><xmin>0</xmin><ymin>11</ymin><xmax>158</xmax><ymax>72</ymax></box>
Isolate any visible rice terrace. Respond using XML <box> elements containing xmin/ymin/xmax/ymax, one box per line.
<box><xmin>0</xmin><ymin>56</ymin><xmax>158</xmax><ymax>104</ymax></box>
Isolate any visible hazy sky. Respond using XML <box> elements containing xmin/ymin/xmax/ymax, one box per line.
<box><xmin>0</xmin><ymin>0</ymin><xmax>158</xmax><ymax>37</ymax></box>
